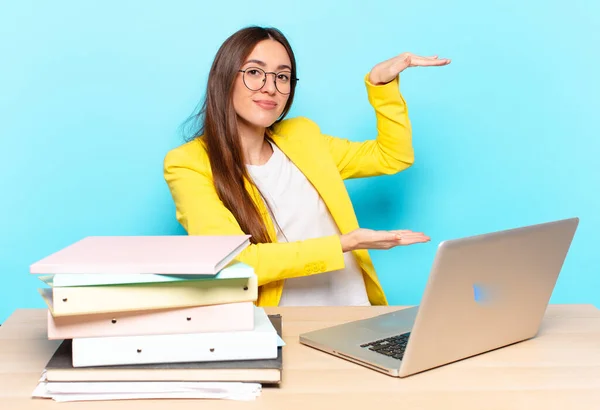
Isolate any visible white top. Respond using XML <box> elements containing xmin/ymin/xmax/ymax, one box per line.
<box><xmin>246</xmin><ymin>141</ymin><xmax>371</xmax><ymax>306</ymax></box>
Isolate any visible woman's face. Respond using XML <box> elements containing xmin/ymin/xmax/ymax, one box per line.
<box><xmin>232</xmin><ymin>39</ymin><xmax>292</xmax><ymax>133</ymax></box>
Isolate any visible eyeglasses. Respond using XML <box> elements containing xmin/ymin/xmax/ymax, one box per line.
<box><xmin>238</xmin><ymin>67</ymin><xmax>298</xmax><ymax>95</ymax></box>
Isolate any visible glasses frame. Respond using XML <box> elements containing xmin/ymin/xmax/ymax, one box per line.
<box><xmin>238</xmin><ymin>67</ymin><xmax>299</xmax><ymax>95</ymax></box>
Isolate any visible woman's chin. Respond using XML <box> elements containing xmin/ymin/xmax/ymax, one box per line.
<box><xmin>251</xmin><ymin>116</ymin><xmax>281</xmax><ymax>128</ymax></box>
<box><xmin>238</xmin><ymin>112</ymin><xmax>283</xmax><ymax>130</ymax></box>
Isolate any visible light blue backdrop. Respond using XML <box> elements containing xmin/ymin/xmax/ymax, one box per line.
<box><xmin>1</xmin><ymin>1</ymin><xmax>598</xmax><ymax>323</ymax></box>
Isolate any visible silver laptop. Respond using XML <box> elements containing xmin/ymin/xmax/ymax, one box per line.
<box><xmin>299</xmin><ymin>217</ymin><xmax>579</xmax><ymax>378</ymax></box>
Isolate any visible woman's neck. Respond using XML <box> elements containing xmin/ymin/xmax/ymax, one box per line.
<box><xmin>239</xmin><ymin>122</ymin><xmax>273</xmax><ymax>166</ymax></box>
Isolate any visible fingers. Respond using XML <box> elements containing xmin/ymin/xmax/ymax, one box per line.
<box><xmin>402</xmin><ymin>236</ymin><xmax>431</xmax><ymax>244</ymax></box>
<box><xmin>390</xmin><ymin>229</ymin><xmax>427</xmax><ymax>236</ymax></box>
<box><xmin>395</xmin><ymin>231</ymin><xmax>431</xmax><ymax>243</ymax></box>
<box><xmin>401</xmin><ymin>234</ymin><xmax>430</xmax><ymax>242</ymax></box>
<box><xmin>381</xmin><ymin>231</ymin><xmax>420</xmax><ymax>242</ymax></box>
<box><xmin>364</xmin><ymin>229</ymin><xmax>431</xmax><ymax>249</ymax></box>
<box><xmin>403</xmin><ymin>53</ymin><xmax>449</xmax><ymax>61</ymax></box>
<box><xmin>387</xmin><ymin>229</ymin><xmax>431</xmax><ymax>244</ymax></box>
<box><xmin>410</xmin><ymin>56</ymin><xmax>451</xmax><ymax>66</ymax></box>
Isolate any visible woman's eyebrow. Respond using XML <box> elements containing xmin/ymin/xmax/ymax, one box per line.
<box><xmin>244</xmin><ymin>59</ymin><xmax>291</xmax><ymax>71</ymax></box>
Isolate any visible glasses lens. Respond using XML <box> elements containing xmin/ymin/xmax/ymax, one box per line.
<box><xmin>275</xmin><ymin>71</ymin><xmax>292</xmax><ymax>94</ymax></box>
<box><xmin>243</xmin><ymin>68</ymin><xmax>265</xmax><ymax>91</ymax></box>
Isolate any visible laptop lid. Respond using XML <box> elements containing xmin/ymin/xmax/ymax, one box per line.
<box><xmin>398</xmin><ymin>217</ymin><xmax>579</xmax><ymax>377</ymax></box>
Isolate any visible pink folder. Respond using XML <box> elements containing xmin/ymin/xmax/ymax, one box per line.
<box><xmin>47</xmin><ymin>302</ymin><xmax>255</xmax><ymax>339</ymax></box>
<box><xmin>30</xmin><ymin>235</ymin><xmax>251</xmax><ymax>275</ymax></box>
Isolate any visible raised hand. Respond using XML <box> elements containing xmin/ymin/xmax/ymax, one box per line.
<box><xmin>340</xmin><ymin>228</ymin><xmax>430</xmax><ymax>252</ymax></box>
<box><xmin>369</xmin><ymin>52</ymin><xmax>451</xmax><ymax>85</ymax></box>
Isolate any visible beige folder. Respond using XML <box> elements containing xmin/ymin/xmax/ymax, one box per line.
<box><xmin>40</xmin><ymin>274</ymin><xmax>257</xmax><ymax>317</ymax></box>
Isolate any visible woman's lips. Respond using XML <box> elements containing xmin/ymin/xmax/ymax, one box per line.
<box><xmin>254</xmin><ymin>100</ymin><xmax>278</xmax><ymax>110</ymax></box>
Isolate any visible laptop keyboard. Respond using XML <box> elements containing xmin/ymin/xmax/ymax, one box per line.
<box><xmin>360</xmin><ymin>332</ymin><xmax>411</xmax><ymax>360</ymax></box>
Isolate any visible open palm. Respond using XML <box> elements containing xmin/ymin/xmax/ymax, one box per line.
<box><xmin>369</xmin><ymin>52</ymin><xmax>451</xmax><ymax>85</ymax></box>
<box><xmin>342</xmin><ymin>228</ymin><xmax>430</xmax><ymax>252</ymax></box>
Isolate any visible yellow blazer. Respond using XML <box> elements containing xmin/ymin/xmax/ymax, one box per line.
<box><xmin>163</xmin><ymin>75</ymin><xmax>414</xmax><ymax>306</ymax></box>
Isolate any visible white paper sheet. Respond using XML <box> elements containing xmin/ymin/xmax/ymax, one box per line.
<box><xmin>32</xmin><ymin>371</ymin><xmax>261</xmax><ymax>402</ymax></box>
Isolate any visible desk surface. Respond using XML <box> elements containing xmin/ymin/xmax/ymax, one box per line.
<box><xmin>2</xmin><ymin>305</ymin><xmax>600</xmax><ymax>409</ymax></box>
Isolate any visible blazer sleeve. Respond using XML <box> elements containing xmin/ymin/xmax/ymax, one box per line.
<box><xmin>163</xmin><ymin>146</ymin><xmax>346</xmax><ymax>287</ymax></box>
<box><xmin>322</xmin><ymin>74</ymin><xmax>414</xmax><ymax>179</ymax></box>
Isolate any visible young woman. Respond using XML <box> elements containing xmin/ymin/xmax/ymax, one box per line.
<box><xmin>164</xmin><ymin>26</ymin><xmax>450</xmax><ymax>307</ymax></box>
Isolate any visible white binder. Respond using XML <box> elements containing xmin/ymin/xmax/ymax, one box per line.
<box><xmin>71</xmin><ymin>307</ymin><xmax>279</xmax><ymax>367</ymax></box>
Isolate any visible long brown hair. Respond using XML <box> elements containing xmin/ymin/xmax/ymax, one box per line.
<box><xmin>186</xmin><ymin>26</ymin><xmax>298</xmax><ymax>244</ymax></box>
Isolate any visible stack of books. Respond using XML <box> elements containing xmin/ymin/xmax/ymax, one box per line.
<box><xmin>29</xmin><ymin>235</ymin><xmax>283</xmax><ymax>401</ymax></box>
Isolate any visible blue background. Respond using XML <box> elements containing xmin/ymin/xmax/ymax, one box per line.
<box><xmin>1</xmin><ymin>0</ymin><xmax>598</xmax><ymax>323</ymax></box>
